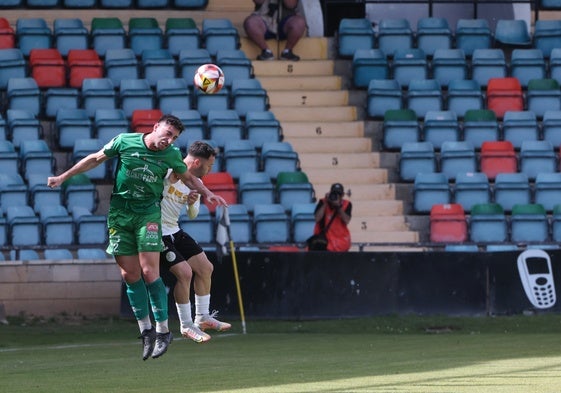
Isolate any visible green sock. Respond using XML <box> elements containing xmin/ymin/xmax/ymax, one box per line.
<box><xmin>125</xmin><ymin>278</ymin><xmax>149</xmax><ymax>321</ymax></box>
<box><xmin>146</xmin><ymin>277</ymin><xmax>168</xmax><ymax>323</ymax></box>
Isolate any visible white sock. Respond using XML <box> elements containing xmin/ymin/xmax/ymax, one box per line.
<box><xmin>195</xmin><ymin>294</ymin><xmax>210</xmax><ymax>316</ymax></box>
<box><xmin>176</xmin><ymin>302</ymin><xmax>193</xmax><ymax>328</ymax></box>
<box><xmin>155</xmin><ymin>319</ymin><xmax>169</xmax><ymax>334</ymax></box>
<box><xmin>137</xmin><ymin>316</ymin><xmax>152</xmax><ymax>334</ymax></box>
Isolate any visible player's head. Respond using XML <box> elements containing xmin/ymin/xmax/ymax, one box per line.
<box><xmin>147</xmin><ymin>114</ymin><xmax>185</xmax><ymax>150</ymax></box>
<box><xmin>185</xmin><ymin>141</ymin><xmax>217</xmax><ymax>178</ymax></box>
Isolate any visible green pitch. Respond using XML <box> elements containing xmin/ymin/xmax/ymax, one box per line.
<box><xmin>2</xmin><ymin>315</ymin><xmax>561</xmax><ymax>393</ymax></box>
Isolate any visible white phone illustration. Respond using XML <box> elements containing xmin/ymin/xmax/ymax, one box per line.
<box><xmin>517</xmin><ymin>249</ymin><xmax>556</xmax><ymax>309</ymax></box>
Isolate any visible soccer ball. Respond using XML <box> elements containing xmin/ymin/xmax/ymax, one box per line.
<box><xmin>194</xmin><ymin>64</ymin><xmax>225</xmax><ymax>94</ymax></box>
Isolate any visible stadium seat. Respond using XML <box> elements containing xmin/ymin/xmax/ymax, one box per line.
<box><xmin>223</xmin><ymin>140</ymin><xmax>258</xmax><ymax>180</ymax></box>
<box><xmin>137</xmin><ymin>0</ymin><xmax>168</xmax><ymax>8</ymax></box>
<box><xmin>7</xmin><ymin>205</ymin><xmax>41</xmax><ymax>247</ymax></box>
<box><xmin>367</xmin><ymin>79</ymin><xmax>403</xmax><ymax>118</ymax></box>
<box><xmin>0</xmin><ymin>173</ymin><xmax>28</xmax><ymax>209</ymax></box>
<box><xmin>510</xmin><ymin>203</ymin><xmax>549</xmax><ymax>243</ymax></box>
<box><xmin>131</xmin><ymin>109</ymin><xmax>162</xmax><ymax>133</ymax></box>
<box><xmin>519</xmin><ymin>140</ymin><xmax>556</xmax><ymax>180</ymax></box>
<box><xmin>486</xmin><ymin>77</ymin><xmax>524</xmax><ymax>119</ymax></box>
<box><xmin>28</xmin><ymin>173</ymin><xmax>62</xmax><ymax>213</ymax></box>
<box><xmin>261</xmin><ymin>141</ymin><xmax>299</xmax><ymax>179</ymax></box>
<box><xmin>238</xmin><ymin>171</ymin><xmax>274</xmax><ymax>212</ymax></box>
<box><xmin>99</xmin><ymin>0</ymin><xmax>132</xmax><ymax>6</ymax></box>
<box><xmin>509</xmin><ymin>49</ymin><xmax>546</xmax><ymax>88</ymax></box>
<box><xmin>77</xmin><ymin>248</ymin><xmax>108</xmax><ymax>260</ymax></box>
<box><xmin>454</xmin><ymin>18</ymin><xmax>492</xmax><ymax>57</ymax></box>
<box><xmin>201</xmin><ymin>171</ymin><xmax>238</xmax><ymax>213</ymax></box>
<box><xmin>469</xmin><ymin>203</ymin><xmax>508</xmax><ymax>243</ymax></box>
<box><xmin>471</xmin><ymin>49</ymin><xmax>507</xmax><ymax>88</ymax></box>
<box><xmin>337</xmin><ymin>18</ymin><xmax>375</xmax><ymax>58</ymax></box>
<box><xmin>194</xmin><ymin>86</ymin><xmax>229</xmax><ymax>117</ymax></box>
<box><xmin>382</xmin><ymin>108</ymin><xmax>420</xmax><ymax>150</ymax></box>
<box><xmin>533</xmin><ymin>19</ymin><xmax>561</xmax><ymax>58</ymax></box>
<box><xmin>10</xmin><ymin>249</ymin><xmax>39</xmax><ymax>261</ymax></box>
<box><xmin>207</xmin><ymin>109</ymin><xmax>243</xmax><ymax>148</ymax></box>
<box><xmin>39</xmin><ymin>204</ymin><xmax>74</xmax><ymax>246</ymax></box>
<box><xmin>44</xmin><ymin>87</ymin><xmax>80</xmax><ymax>118</ymax></box>
<box><xmin>179</xmin><ymin>204</ymin><xmax>214</xmax><ymax>243</ymax></box>
<box><xmin>0</xmin><ymin>140</ymin><xmax>18</xmax><ymax>175</ymax></box>
<box><xmin>0</xmin><ymin>48</ymin><xmax>26</xmax><ymax>89</ymax></box>
<box><xmin>535</xmin><ymin>173</ymin><xmax>561</xmax><ymax>212</ymax></box>
<box><xmin>462</xmin><ymin>109</ymin><xmax>499</xmax><ymax>150</ymax></box>
<box><xmin>406</xmin><ymin>79</ymin><xmax>442</xmax><ymax>119</ymax></box>
<box><xmin>55</xmin><ymin>108</ymin><xmax>93</xmax><ymax>149</ymax></box>
<box><xmin>94</xmin><ymin>108</ymin><xmax>128</xmax><ymax>142</ymax></box>
<box><xmin>7</xmin><ymin>109</ymin><xmax>42</xmax><ymax>149</ymax></box>
<box><xmin>90</xmin><ymin>17</ymin><xmax>126</xmax><ymax>57</ymax></box>
<box><xmin>399</xmin><ymin>141</ymin><xmax>436</xmax><ymax>181</ymax></box>
<box><xmin>19</xmin><ymin>140</ymin><xmax>54</xmax><ymax>181</ymax></box>
<box><xmin>81</xmin><ymin>78</ymin><xmax>117</xmax><ymax>118</ymax></box>
<box><xmin>128</xmin><ymin>17</ymin><xmax>163</xmax><ymax>57</ymax></box>
<box><xmin>431</xmin><ymin>48</ymin><xmax>467</xmax><ymax>87</ymax></box>
<box><xmin>429</xmin><ymin>203</ymin><xmax>467</xmax><ymax>243</ymax></box>
<box><xmin>549</xmin><ymin>48</ymin><xmax>561</xmax><ymax>85</ymax></box>
<box><xmin>439</xmin><ymin>141</ymin><xmax>477</xmax><ymax>180</ymax></box>
<box><xmin>27</xmin><ymin>0</ymin><xmax>59</xmax><ymax>6</ymax></box>
<box><xmin>231</xmin><ymin>78</ymin><xmax>269</xmax><ymax>117</ymax></box>
<box><xmin>140</xmin><ymin>49</ymin><xmax>176</xmax><ymax>88</ymax></box>
<box><xmin>526</xmin><ymin>78</ymin><xmax>561</xmax><ymax>118</ymax></box>
<box><xmin>453</xmin><ymin>172</ymin><xmax>490</xmax><ymax>212</ymax></box>
<box><xmin>29</xmin><ymin>48</ymin><xmax>66</xmax><ymax>88</ymax></box>
<box><xmin>245</xmin><ymin>111</ymin><xmax>282</xmax><ymax>149</ymax></box>
<box><xmin>173</xmin><ymin>0</ymin><xmax>208</xmax><ymax>8</ymax></box>
<box><xmin>494</xmin><ymin>19</ymin><xmax>531</xmax><ymax>46</ymax></box>
<box><xmin>445</xmin><ymin>79</ymin><xmax>483</xmax><ymax>118</ymax></box>
<box><xmin>119</xmin><ymin>79</ymin><xmax>155</xmax><ymax>119</ymax></box>
<box><xmin>501</xmin><ymin>110</ymin><xmax>539</xmax><ymax>149</ymax></box>
<box><xmin>352</xmin><ymin>49</ymin><xmax>388</xmax><ymax>88</ymax></box>
<box><xmin>291</xmin><ymin>202</ymin><xmax>316</xmax><ymax>243</ymax></box>
<box><xmin>444</xmin><ymin>244</ymin><xmax>478</xmax><ymax>252</ymax></box>
<box><xmin>170</xmin><ymin>109</ymin><xmax>205</xmax><ymax>151</ymax></box>
<box><xmin>392</xmin><ymin>48</ymin><xmax>428</xmax><ymax>88</ymax></box>
<box><xmin>479</xmin><ymin>141</ymin><xmax>517</xmax><ymax>180</ymax></box>
<box><xmin>44</xmin><ymin>248</ymin><xmax>73</xmax><ymax>260</ymax></box>
<box><xmin>202</xmin><ymin>19</ymin><xmax>239</xmax><ymax>57</ymax></box>
<box><xmin>421</xmin><ymin>110</ymin><xmax>459</xmax><ymax>150</ymax></box>
<box><xmin>253</xmin><ymin>203</ymin><xmax>290</xmax><ymax>243</ymax></box>
<box><xmin>0</xmin><ymin>18</ymin><xmax>15</xmax><ymax>49</ymax></box>
<box><xmin>67</xmin><ymin>50</ymin><xmax>103</xmax><ymax>89</ymax></box>
<box><xmin>104</xmin><ymin>49</ymin><xmax>139</xmax><ymax>88</ymax></box>
<box><xmin>165</xmin><ymin>18</ymin><xmax>200</xmax><ymax>57</ymax></box>
<box><xmin>415</xmin><ymin>17</ymin><xmax>452</xmax><ymax>56</ymax></box>
<box><xmin>62</xmin><ymin>173</ymin><xmax>98</xmax><ymax>212</ymax></box>
<box><xmin>377</xmin><ymin>18</ymin><xmax>413</xmax><ymax>56</ymax></box>
<box><xmin>63</xmin><ymin>0</ymin><xmax>96</xmax><ymax>6</ymax></box>
<box><xmin>178</xmin><ymin>48</ymin><xmax>212</xmax><ymax>88</ymax></box>
<box><xmin>542</xmin><ymin>110</ymin><xmax>561</xmax><ymax>147</ymax></box>
<box><xmin>413</xmin><ymin>172</ymin><xmax>450</xmax><ymax>213</ymax></box>
<box><xmin>71</xmin><ymin>206</ymin><xmax>107</xmax><ymax>245</ymax></box>
<box><xmin>494</xmin><ymin>173</ymin><xmax>531</xmax><ymax>212</ymax></box>
<box><xmin>551</xmin><ymin>203</ymin><xmax>561</xmax><ymax>241</ymax></box>
<box><xmin>220</xmin><ymin>204</ymin><xmax>252</xmax><ymax>243</ymax></box>
<box><xmin>215</xmin><ymin>49</ymin><xmax>253</xmax><ymax>87</ymax></box>
<box><xmin>72</xmin><ymin>138</ymin><xmax>106</xmax><ymax>180</ymax></box>
<box><xmin>156</xmin><ymin>78</ymin><xmax>191</xmax><ymax>115</ymax></box>
<box><xmin>16</xmin><ymin>18</ymin><xmax>52</xmax><ymax>56</ymax></box>
<box><xmin>275</xmin><ymin>171</ymin><xmax>315</xmax><ymax>211</ymax></box>
<box><xmin>7</xmin><ymin>78</ymin><xmax>41</xmax><ymax>116</ymax></box>
<box><xmin>53</xmin><ymin>18</ymin><xmax>88</xmax><ymax>56</ymax></box>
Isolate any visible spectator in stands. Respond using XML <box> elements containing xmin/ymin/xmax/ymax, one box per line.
<box><xmin>47</xmin><ymin>115</ymin><xmax>227</xmax><ymax>360</ymax></box>
<box><xmin>243</xmin><ymin>0</ymin><xmax>306</xmax><ymax>61</ymax></box>
<box><xmin>313</xmin><ymin>183</ymin><xmax>352</xmax><ymax>251</ymax></box>
<box><xmin>159</xmin><ymin>141</ymin><xmax>231</xmax><ymax>344</ymax></box>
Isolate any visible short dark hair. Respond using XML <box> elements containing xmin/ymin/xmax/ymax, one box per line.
<box><xmin>158</xmin><ymin>114</ymin><xmax>185</xmax><ymax>134</ymax></box>
<box><xmin>188</xmin><ymin>141</ymin><xmax>217</xmax><ymax>159</ymax></box>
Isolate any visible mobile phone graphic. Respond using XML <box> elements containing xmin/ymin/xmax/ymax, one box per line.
<box><xmin>517</xmin><ymin>249</ymin><xmax>556</xmax><ymax>309</ymax></box>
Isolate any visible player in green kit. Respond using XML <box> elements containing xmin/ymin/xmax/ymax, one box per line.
<box><xmin>47</xmin><ymin>115</ymin><xmax>227</xmax><ymax>360</ymax></box>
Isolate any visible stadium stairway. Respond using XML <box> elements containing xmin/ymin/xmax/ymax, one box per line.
<box><xmin>241</xmin><ymin>37</ymin><xmax>420</xmax><ymax>251</ymax></box>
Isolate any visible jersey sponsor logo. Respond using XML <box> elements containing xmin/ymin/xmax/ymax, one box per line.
<box><xmin>146</xmin><ymin>222</ymin><xmax>159</xmax><ymax>232</ymax></box>
<box><xmin>125</xmin><ymin>164</ymin><xmax>158</xmax><ymax>183</ymax></box>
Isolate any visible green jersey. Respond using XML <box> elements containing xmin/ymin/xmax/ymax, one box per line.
<box><xmin>104</xmin><ymin>133</ymin><xmax>187</xmax><ymax>213</ymax></box>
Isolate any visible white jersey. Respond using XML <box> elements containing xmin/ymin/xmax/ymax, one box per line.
<box><xmin>160</xmin><ymin>170</ymin><xmax>201</xmax><ymax>236</ymax></box>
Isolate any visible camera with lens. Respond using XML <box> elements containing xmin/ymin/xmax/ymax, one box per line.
<box><xmin>328</xmin><ymin>191</ymin><xmax>340</xmax><ymax>202</ymax></box>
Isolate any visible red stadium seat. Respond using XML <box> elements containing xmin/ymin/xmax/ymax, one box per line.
<box><xmin>202</xmin><ymin>171</ymin><xmax>238</xmax><ymax>214</ymax></box>
<box><xmin>0</xmin><ymin>18</ymin><xmax>15</xmax><ymax>49</ymax></box>
<box><xmin>480</xmin><ymin>141</ymin><xmax>517</xmax><ymax>180</ymax></box>
<box><xmin>67</xmin><ymin>50</ymin><xmax>103</xmax><ymax>88</ymax></box>
<box><xmin>29</xmin><ymin>49</ymin><xmax>66</xmax><ymax>88</ymax></box>
<box><xmin>430</xmin><ymin>203</ymin><xmax>468</xmax><ymax>243</ymax></box>
<box><xmin>131</xmin><ymin>109</ymin><xmax>163</xmax><ymax>133</ymax></box>
<box><xmin>486</xmin><ymin>77</ymin><xmax>523</xmax><ymax>119</ymax></box>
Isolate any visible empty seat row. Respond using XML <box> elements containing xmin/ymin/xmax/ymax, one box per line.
<box><xmin>0</xmin><ymin>17</ymin><xmax>236</xmax><ymax>57</ymax></box>
<box><xmin>430</xmin><ymin>202</ymin><xmax>561</xmax><ymax>244</ymax></box>
<box><xmin>0</xmin><ymin>1</ymin><xmax>208</xmax><ymax>9</ymax></box>
<box><xmin>2</xmin><ymin>247</ymin><xmax>109</xmax><ymax>262</ymax></box>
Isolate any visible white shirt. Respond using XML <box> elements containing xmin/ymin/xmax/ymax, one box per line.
<box><xmin>160</xmin><ymin>169</ymin><xmax>201</xmax><ymax>236</ymax></box>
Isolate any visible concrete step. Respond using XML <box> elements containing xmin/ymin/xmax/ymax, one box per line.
<box><xmin>268</xmin><ymin>90</ymin><xmax>349</xmax><ymax>107</ymax></box>
<box><xmin>258</xmin><ymin>76</ymin><xmax>342</xmax><ymax>91</ymax></box>
<box><xmin>252</xmin><ymin>59</ymin><xmax>335</xmax><ymax>76</ymax></box>
<box><xmin>289</xmin><ymin>137</ymin><xmax>372</xmax><ymax>153</ymax></box>
<box><xmin>352</xmin><ymin>200</ymin><xmax>404</xmax><ymax>216</ymax></box>
<box><xmin>299</xmin><ymin>152</ymin><xmax>380</xmax><ymax>169</ymax></box>
<box><xmin>348</xmin><ymin>215</ymin><xmax>409</xmax><ymax>232</ymax></box>
<box><xmin>272</xmin><ymin>106</ymin><xmax>357</xmax><ymax>122</ymax></box>
<box><xmin>351</xmin><ymin>230</ymin><xmax>420</xmax><ymax>244</ymax></box>
<box><xmin>281</xmin><ymin>121</ymin><xmax>364</xmax><ymax>138</ymax></box>
<box><xmin>313</xmin><ymin>183</ymin><xmax>396</xmax><ymax>201</ymax></box>
<box><xmin>241</xmin><ymin>37</ymin><xmax>329</xmax><ymax>61</ymax></box>
<box><xmin>304</xmin><ymin>168</ymin><xmax>388</xmax><ymax>185</ymax></box>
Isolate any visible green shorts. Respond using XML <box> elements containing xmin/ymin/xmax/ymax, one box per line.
<box><xmin>106</xmin><ymin>206</ymin><xmax>163</xmax><ymax>256</ymax></box>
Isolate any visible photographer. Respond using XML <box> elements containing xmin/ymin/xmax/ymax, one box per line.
<box><xmin>312</xmin><ymin>183</ymin><xmax>352</xmax><ymax>252</ymax></box>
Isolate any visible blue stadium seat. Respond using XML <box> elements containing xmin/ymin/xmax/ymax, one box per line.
<box><xmin>19</xmin><ymin>139</ymin><xmax>54</xmax><ymax>180</ymax></box>
<box><xmin>72</xmin><ymin>138</ymin><xmax>106</xmax><ymax>180</ymax></box>
<box><xmin>399</xmin><ymin>141</ymin><xmax>436</xmax><ymax>182</ymax></box>
<box><xmin>261</xmin><ymin>141</ymin><xmax>299</xmax><ymax>179</ymax></box>
<box><xmin>415</xmin><ymin>17</ymin><xmax>452</xmax><ymax>56</ymax></box>
<box><xmin>391</xmin><ymin>48</ymin><xmax>428</xmax><ymax>88</ymax></box>
<box><xmin>533</xmin><ymin>19</ymin><xmax>561</xmax><ymax>58</ymax></box>
<box><xmin>71</xmin><ymin>206</ymin><xmax>107</xmax><ymax>245</ymax></box>
<box><xmin>81</xmin><ymin>78</ymin><xmax>117</xmax><ymax>118</ymax></box>
<box><xmin>99</xmin><ymin>0</ymin><xmax>132</xmax><ymax>6</ymax></box>
<box><xmin>104</xmin><ymin>49</ymin><xmax>139</xmax><ymax>88</ymax></box>
<box><xmin>453</xmin><ymin>172</ymin><xmax>490</xmax><ymax>213</ymax></box>
<box><xmin>337</xmin><ymin>18</ymin><xmax>375</xmax><ymax>58</ymax></box>
<box><xmin>469</xmin><ymin>203</ymin><xmax>508</xmax><ymax>243</ymax></box>
<box><xmin>431</xmin><ymin>49</ymin><xmax>467</xmax><ymax>87</ymax></box>
<box><xmin>90</xmin><ymin>17</ymin><xmax>126</xmax><ymax>57</ymax></box>
<box><xmin>28</xmin><ymin>173</ymin><xmax>62</xmax><ymax>213</ymax></box>
<box><xmin>119</xmin><ymin>79</ymin><xmax>155</xmax><ymax>118</ymax></box>
<box><xmin>10</xmin><ymin>249</ymin><xmax>39</xmax><ymax>261</ymax></box>
<box><xmin>207</xmin><ymin>109</ymin><xmax>243</xmax><ymax>148</ymax></box>
<box><xmin>173</xmin><ymin>0</ymin><xmax>208</xmax><ymax>7</ymax></box>
<box><xmin>94</xmin><ymin>109</ymin><xmax>128</xmax><ymax>141</ymax></box>
<box><xmin>291</xmin><ymin>202</ymin><xmax>316</xmax><ymax>243</ymax></box>
<box><xmin>7</xmin><ymin>78</ymin><xmax>40</xmax><ymax>116</ymax></box>
<box><xmin>253</xmin><ymin>203</ymin><xmax>289</xmax><ymax>243</ymax></box>
<box><xmin>27</xmin><ymin>0</ymin><xmax>60</xmax><ymax>6</ymax></box>
<box><xmin>238</xmin><ymin>171</ymin><xmax>274</xmax><ymax>213</ymax></box>
<box><xmin>535</xmin><ymin>173</ymin><xmax>561</xmax><ymax>212</ymax></box>
<box><xmin>165</xmin><ymin>18</ymin><xmax>200</xmax><ymax>57</ymax></box>
<box><xmin>0</xmin><ymin>48</ymin><xmax>26</xmax><ymax>89</ymax></box>
<box><xmin>77</xmin><ymin>248</ymin><xmax>109</xmax><ymax>260</ymax></box>
<box><xmin>16</xmin><ymin>18</ymin><xmax>52</xmax><ymax>56</ymax></box>
<box><xmin>141</xmin><ymin>49</ymin><xmax>176</xmax><ymax>88</ymax></box>
<box><xmin>406</xmin><ymin>79</ymin><xmax>442</xmax><ymax>119</ymax></box>
<box><xmin>542</xmin><ymin>110</ymin><xmax>561</xmax><ymax>147</ymax></box>
<box><xmin>63</xmin><ymin>0</ymin><xmax>96</xmax><ymax>6</ymax></box>
<box><xmin>0</xmin><ymin>140</ymin><xmax>19</xmax><ymax>175</ymax></box>
<box><xmin>44</xmin><ymin>248</ymin><xmax>73</xmax><ymax>260</ymax></box>
<box><xmin>202</xmin><ymin>19</ymin><xmax>239</xmax><ymax>57</ymax></box>
<box><xmin>552</xmin><ymin>204</ymin><xmax>561</xmax><ymax>241</ymax></box>
<box><xmin>62</xmin><ymin>173</ymin><xmax>99</xmax><ymax>213</ymax></box>
<box><xmin>53</xmin><ymin>18</ymin><xmax>88</xmax><ymax>56</ymax></box>
<box><xmin>367</xmin><ymin>79</ymin><xmax>403</xmax><ymax>118</ymax></box>
<box><xmin>377</xmin><ymin>18</ymin><xmax>413</xmax><ymax>56</ymax></box>
<box><xmin>439</xmin><ymin>141</ymin><xmax>477</xmax><ymax>180</ymax></box>
<box><xmin>215</xmin><ymin>49</ymin><xmax>253</xmax><ymax>87</ymax></box>
<box><xmin>526</xmin><ymin>78</ymin><xmax>561</xmax><ymax>118</ymax></box>
<box><xmin>0</xmin><ymin>173</ymin><xmax>28</xmax><ymax>209</ymax></box>
<box><xmin>351</xmin><ymin>49</ymin><xmax>388</xmax><ymax>88</ymax></box>
<box><xmin>494</xmin><ymin>19</ymin><xmax>531</xmax><ymax>46</ymax></box>
<box><xmin>231</xmin><ymin>78</ymin><xmax>269</xmax><ymax>117</ymax></box>
<box><xmin>245</xmin><ymin>111</ymin><xmax>282</xmax><ymax>149</ymax></box>
<box><xmin>7</xmin><ymin>205</ymin><xmax>41</xmax><ymax>247</ymax></box>
<box><xmin>502</xmin><ymin>110</ymin><xmax>539</xmax><ymax>149</ymax></box>
<box><xmin>413</xmin><ymin>172</ymin><xmax>450</xmax><ymax>213</ymax></box>
<box><xmin>462</xmin><ymin>109</ymin><xmax>499</xmax><ymax>150</ymax></box>
<box><xmin>194</xmin><ymin>86</ymin><xmax>229</xmax><ymax>117</ymax></box>
<box><xmin>510</xmin><ymin>203</ymin><xmax>549</xmax><ymax>243</ymax></box>
<box><xmin>221</xmin><ymin>204</ymin><xmax>252</xmax><ymax>244</ymax></box>
<box><xmin>382</xmin><ymin>108</ymin><xmax>420</xmax><ymax>150</ymax></box>
<box><xmin>178</xmin><ymin>48</ymin><xmax>212</xmax><ymax>88</ymax></box>
<box><xmin>223</xmin><ymin>140</ymin><xmax>258</xmax><ymax>180</ymax></box>
<box><xmin>6</xmin><ymin>109</ymin><xmax>41</xmax><ymax>149</ymax></box>
<box><xmin>455</xmin><ymin>18</ymin><xmax>492</xmax><ymax>57</ymax></box>
<box><xmin>471</xmin><ymin>49</ymin><xmax>507</xmax><ymax>88</ymax></box>
<box><xmin>519</xmin><ymin>140</ymin><xmax>556</xmax><ymax>180</ymax></box>
<box><xmin>55</xmin><ymin>108</ymin><xmax>93</xmax><ymax>149</ymax></box>
<box><xmin>44</xmin><ymin>88</ymin><xmax>80</xmax><ymax>118</ymax></box>
<box><xmin>494</xmin><ymin>173</ymin><xmax>531</xmax><ymax>212</ymax></box>
<box><xmin>509</xmin><ymin>49</ymin><xmax>546</xmax><ymax>88</ymax></box>
<box><xmin>39</xmin><ymin>204</ymin><xmax>74</xmax><ymax>247</ymax></box>
<box><xmin>128</xmin><ymin>17</ymin><xmax>163</xmax><ymax>57</ymax></box>
<box><xmin>179</xmin><ymin>204</ymin><xmax>214</xmax><ymax>243</ymax></box>
<box><xmin>445</xmin><ymin>79</ymin><xmax>483</xmax><ymax>118</ymax></box>
<box><xmin>421</xmin><ymin>110</ymin><xmax>459</xmax><ymax>150</ymax></box>
<box><xmin>156</xmin><ymin>78</ymin><xmax>191</xmax><ymax>114</ymax></box>
<box><xmin>137</xmin><ymin>0</ymin><xmax>168</xmax><ymax>8</ymax></box>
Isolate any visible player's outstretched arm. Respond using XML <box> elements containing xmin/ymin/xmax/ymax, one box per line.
<box><xmin>176</xmin><ymin>170</ymin><xmax>228</xmax><ymax>207</ymax></box>
<box><xmin>47</xmin><ymin>149</ymin><xmax>110</xmax><ymax>188</ymax></box>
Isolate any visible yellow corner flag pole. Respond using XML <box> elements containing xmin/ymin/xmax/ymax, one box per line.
<box><xmin>229</xmin><ymin>239</ymin><xmax>247</xmax><ymax>334</ymax></box>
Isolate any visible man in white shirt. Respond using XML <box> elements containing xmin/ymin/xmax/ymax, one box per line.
<box><xmin>160</xmin><ymin>141</ymin><xmax>231</xmax><ymax>342</ymax></box>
